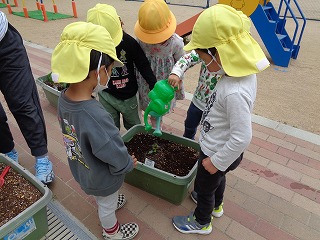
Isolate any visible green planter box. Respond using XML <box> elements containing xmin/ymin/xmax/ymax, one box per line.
<box><xmin>35</xmin><ymin>74</ymin><xmax>61</xmax><ymax>108</ymax></box>
<box><xmin>122</xmin><ymin>124</ymin><xmax>199</xmax><ymax>205</ymax></box>
<box><xmin>0</xmin><ymin>155</ymin><xmax>52</xmax><ymax>240</ymax></box>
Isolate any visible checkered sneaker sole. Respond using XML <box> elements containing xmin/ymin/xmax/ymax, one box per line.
<box><xmin>103</xmin><ymin>222</ymin><xmax>139</xmax><ymax>240</ymax></box>
<box><xmin>117</xmin><ymin>194</ymin><xmax>126</xmax><ymax>210</ymax></box>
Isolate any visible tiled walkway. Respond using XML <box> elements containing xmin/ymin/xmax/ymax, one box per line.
<box><xmin>2</xmin><ymin>41</ymin><xmax>320</xmax><ymax>240</ymax></box>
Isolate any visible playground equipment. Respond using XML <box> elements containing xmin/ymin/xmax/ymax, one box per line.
<box><xmin>174</xmin><ymin>0</ymin><xmax>306</xmax><ymax>67</ymax></box>
<box><xmin>250</xmin><ymin>0</ymin><xmax>306</xmax><ymax>67</ymax></box>
<box><xmin>218</xmin><ymin>0</ymin><xmax>260</xmax><ymax>16</ymax></box>
<box><xmin>144</xmin><ymin>80</ymin><xmax>178</xmax><ymax>136</ymax></box>
<box><xmin>1</xmin><ymin>0</ymin><xmax>18</xmax><ymax>13</ymax></box>
<box><xmin>5</xmin><ymin>0</ymin><xmax>77</xmax><ymax>21</ymax></box>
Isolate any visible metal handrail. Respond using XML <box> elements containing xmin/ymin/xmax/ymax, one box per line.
<box><xmin>278</xmin><ymin>0</ymin><xmax>307</xmax><ymax>54</ymax></box>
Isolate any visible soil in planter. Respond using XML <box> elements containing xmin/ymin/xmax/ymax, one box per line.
<box><xmin>125</xmin><ymin>133</ymin><xmax>199</xmax><ymax>176</ymax></box>
<box><xmin>0</xmin><ymin>163</ymin><xmax>43</xmax><ymax>227</ymax></box>
<box><xmin>42</xmin><ymin>73</ymin><xmax>68</xmax><ymax>91</ymax></box>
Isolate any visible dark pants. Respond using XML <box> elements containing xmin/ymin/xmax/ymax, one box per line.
<box><xmin>0</xmin><ymin>23</ymin><xmax>48</xmax><ymax>157</ymax></box>
<box><xmin>194</xmin><ymin>150</ymin><xmax>243</xmax><ymax>225</ymax></box>
<box><xmin>183</xmin><ymin>102</ymin><xmax>203</xmax><ymax>140</ymax></box>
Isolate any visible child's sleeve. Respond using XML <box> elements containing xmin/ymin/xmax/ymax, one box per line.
<box><xmin>210</xmin><ymin>93</ymin><xmax>253</xmax><ymax>171</ymax></box>
<box><xmin>171</xmin><ymin>50</ymin><xmax>201</xmax><ymax>79</ymax></box>
<box><xmin>172</xmin><ymin>34</ymin><xmax>185</xmax><ymax>63</ymax></box>
<box><xmin>132</xmin><ymin>38</ymin><xmax>157</xmax><ymax>90</ymax></box>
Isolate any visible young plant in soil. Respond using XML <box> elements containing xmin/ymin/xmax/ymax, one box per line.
<box><xmin>0</xmin><ymin>163</ymin><xmax>43</xmax><ymax>227</ymax></box>
<box><xmin>43</xmin><ymin>73</ymin><xmax>68</xmax><ymax>91</ymax></box>
<box><xmin>125</xmin><ymin>133</ymin><xmax>199</xmax><ymax>176</ymax></box>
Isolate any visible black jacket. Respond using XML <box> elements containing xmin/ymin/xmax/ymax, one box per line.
<box><xmin>105</xmin><ymin>32</ymin><xmax>156</xmax><ymax>100</ymax></box>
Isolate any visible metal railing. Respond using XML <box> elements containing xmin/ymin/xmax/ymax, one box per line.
<box><xmin>278</xmin><ymin>0</ymin><xmax>306</xmax><ymax>57</ymax></box>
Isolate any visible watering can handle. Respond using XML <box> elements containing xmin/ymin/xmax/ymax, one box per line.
<box><xmin>164</xmin><ymin>79</ymin><xmax>178</xmax><ymax>91</ymax></box>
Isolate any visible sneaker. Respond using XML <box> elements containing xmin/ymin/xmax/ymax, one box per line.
<box><xmin>103</xmin><ymin>223</ymin><xmax>139</xmax><ymax>240</ymax></box>
<box><xmin>190</xmin><ymin>190</ymin><xmax>224</xmax><ymax>218</ymax></box>
<box><xmin>5</xmin><ymin>149</ymin><xmax>19</xmax><ymax>163</ymax></box>
<box><xmin>212</xmin><ymin>202</ymin><xmax>224</xmax><ymax>218</ymax></box>
<box><xmin>172</xmin><ymin>212</ymin><xmax>212</xmax><ymax>235</ymax></box>
<box><xmin>117</xmin><ymin>194</ymin><xmax>126</xmax><ymax>210</ymax></box>
<box><xmin>35</xmin><ymin>156</ymin><xmax>54</xmax><ymax>184</ymax></box>
<box><xmin>190</xmin><ymin>190</ymin><xmax>198</xmax><ymax>204</ymax></box>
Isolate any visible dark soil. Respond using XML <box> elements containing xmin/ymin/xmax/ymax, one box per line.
<box><xmin>43</xmin><ymin>79</ymin><xmax>68</xmax><ymax>91</ymax></box>
<box><xmin>125</xmin><ymin>133</ymin><xmax>199</xmax><ymax>177</ymax></box>
<box><xmin>42</xmin><ymin>73</ymin><xmax>68</xmax><ymax>91</ymax></box>
<box><xmin>0</xmin><ymin>163</ymin><xmax>43</xmax><ymax>227</ymax></box>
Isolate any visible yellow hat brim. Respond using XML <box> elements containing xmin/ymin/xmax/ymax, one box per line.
<box><xmin>134</xmin><ymin>11</ymin><xmax>176</xmax><ymax>44</ymax></box>
<box><xmin>184</xmin><ymin>5</ymin><xmax>269</xmax><ymax>77</ymax></box>
<box><xmin>51</xmin><ymin>22</ymin><xmax>123</xmax><ymax>84</ymax></box>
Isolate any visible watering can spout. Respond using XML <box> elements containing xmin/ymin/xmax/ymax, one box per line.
<box><xmin>143</xmin><ymin>79</ymin><xmax>177</xmax><ymax>136</ymax></box>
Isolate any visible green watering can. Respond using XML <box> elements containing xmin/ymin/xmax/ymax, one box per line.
<box><xmin>144</xmin><ymin>79</ymin><xmax>177</xmax><ymax>136</ymax></box>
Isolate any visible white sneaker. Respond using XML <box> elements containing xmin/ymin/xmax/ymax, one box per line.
<box><xmin>103</xmin><ymin>223</ymin><xmax>139</xmax><ymax>240</ymax></box>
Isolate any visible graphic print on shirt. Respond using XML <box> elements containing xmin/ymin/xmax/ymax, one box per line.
<box><xmin>200</xmin><ymin>90</ymin><xmax>216</xmax><ymax>140</ymax></box>
<box><xmin>62</xmin><ymin>119</ymin><xmax>89</xmax><ymax>169</ymax></box>
<box><xmin>111</xmin><ymin>68</ymin><xmax>120</xmax><ymax>78</ymax></box>
<box><xmin>111</xmin><ymin>49</ymin><xmax>129</xmax><ymax>89</ymax></box>
<box><xmin>119</xmin><ymin>49</ymin><xmax>127</xmax><ymax>63</ymax></box>
<box><xmin>121</xmin><ymin>65</ymin><xmax>128</xmax><ymax>76</ymax></box>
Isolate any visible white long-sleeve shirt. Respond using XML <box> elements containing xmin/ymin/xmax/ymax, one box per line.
<box><xmin>199</xmin><ymin>74</ymin><xmax>257</xmax><ymax>171</ymax></box>
<box><xmin>0</xmin><ymin>11</ymin><xmax>8</xmax><ymax>42</ymax></box>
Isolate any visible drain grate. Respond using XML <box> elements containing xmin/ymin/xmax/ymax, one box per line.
<box><xmin>42</xmin><ymin>200</ymin><xmax>97</xmax><ymax>240</ymax></box>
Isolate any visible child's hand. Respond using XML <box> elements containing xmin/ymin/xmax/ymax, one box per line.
<box><xmin>168</xmin><ymin>74</ymin><xmax>181</xmax><ymax>88</ymax></box>
<box><xmin>132</xmin><ymin>154</ymin><xmax>138</xmax><ymax>168</ymax></box>
<box><xmin>202</xmin><ymin>157</ymin><xmax>218</xmax><ymax>174</ymax></box>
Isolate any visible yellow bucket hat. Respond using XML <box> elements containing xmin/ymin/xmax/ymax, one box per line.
<box><xmin>51</xmin><ymin>22</ymin><xmax>123</xmax><ymax>84</ymax></box>
<box><xmin>184</xmin><ymin>4</ymin><xmax>270</xmax><ymax>77</ymax></box>
<box><xmin>87</xmin><ymin>3</ymin><xmax>123</xmax><ymax>46</ymax></box>
<box><xmin>134</xmin><ymin>0</ymin><xmax>176</xmax><ymax>44</ymax></box>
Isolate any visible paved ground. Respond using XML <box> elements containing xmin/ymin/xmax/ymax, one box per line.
<box><xmin>1</xmin><ymin>0</ymin><xmax>320</xmax><ymax>239</ymax></box>
<box><xmin>1</xmin><ymin>41</ymin><xmax>319</xmax><ymax>240</ymax></box>
<box><xmin>3</xmin><ymin>0</ymin><xmax>320</xmax><ymax>135</ymax></box>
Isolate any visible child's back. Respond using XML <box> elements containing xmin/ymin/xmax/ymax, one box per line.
<box><xmin>134</xmin><ymin>0</ymin><xmax>185</xmax><ymax>111</ymax></box>
<box><xmin>52</xmin><ymin>21</ymin><xmax>139</xmax><ymax>240</ymax></box>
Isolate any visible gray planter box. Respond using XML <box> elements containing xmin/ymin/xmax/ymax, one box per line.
<box><xmin>36</xmin><ymin>74</ymin><xmax>61</xmax><ymax>108</ymax></box>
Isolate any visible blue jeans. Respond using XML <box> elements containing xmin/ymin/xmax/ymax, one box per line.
<box><xmin>194</xmin><ymin>150</ymin><xmax>243</xmax><ymax>225</ymax></box>
<box><xmin>183</xmin><ymin>102</ymin><xmax>203</xmax><ymax>140</ymax></box>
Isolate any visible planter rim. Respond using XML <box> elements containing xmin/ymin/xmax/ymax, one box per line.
<box><xmin>0</xmin><ymin>156</ymin><xmax>52</xmax><ymax>238</ymax></box>
<box><xmin>35</xmin><ymin>75</ymin><xmax>62</xmax><ymax>96</ymax></box>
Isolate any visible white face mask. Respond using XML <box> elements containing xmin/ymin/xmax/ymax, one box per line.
<box><xmin>206</xmin><ymin>49</ymin><xmax>226</xmax><ymax>76</ymax></box>
<box><xmin>93</xmin><ymin>53</ymin><xmax>110</xmax><ymax>95</ymax></box>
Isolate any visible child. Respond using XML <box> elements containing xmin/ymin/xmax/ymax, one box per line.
<box><xmin>51</xmin><ymin>21</ymin><xmax>139</xmax><ymax>240</ymax></box>
<box><xmin>172</xmin><ymin>5</ymin><xmax>270</xmax><ymax>235</ymax></box>
<box><xmin>134</xmin><ymin>0</ymin><xmax>185</xmax><ymax>126</ymax></box>
<box><xmin>0</xmin><ymin>11</ymin><xmax>54</xmax><ymax>184</ymax></box>
<box><xmin>168</xmin><ymin>49</ymin><xmax>224</xmax><ymax>139</ymax></box>
<box><xmin>87</xmin><ymin>3</ymin><xmax>157</xmax><ymax>130</ymax></box>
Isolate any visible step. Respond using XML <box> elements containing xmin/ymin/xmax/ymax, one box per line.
<box><xmin>276</xmin><ymin>33</ymin><xmax>287</xmax><ymax>41</ymax></box>
<box><xmin>262</xmin><ymin>6</ymin><xmax>272</xmax><ymax>11</ymax></box>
